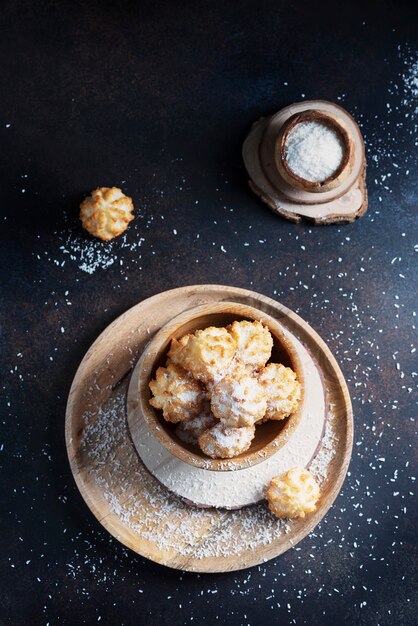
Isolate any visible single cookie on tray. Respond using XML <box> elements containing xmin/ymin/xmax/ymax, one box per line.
<box><xmin>266</xmin><ymin>467</ymin><xmax>320</xmax><ymax>519</ymax></box>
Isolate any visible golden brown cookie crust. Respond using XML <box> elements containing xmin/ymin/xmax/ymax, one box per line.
<box><xmin>266</xmin><ymin>467</ymin><xmax>320</xmax><ymax>519</ymax></box>
<box><xmin>80</xmin><ymin>187</ymin><xmax>134</xmax><ymax>241</ymax></box>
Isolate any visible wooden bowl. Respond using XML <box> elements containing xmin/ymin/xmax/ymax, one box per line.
<box><xmin>134</xmin><ymin>301</ymin><xmax>305</xmax><ymax>471</ymax></box>
<box><xmin>275</xmin><ymin>109</ymin><xmax>354</xmax><ymax>193</ymax></box>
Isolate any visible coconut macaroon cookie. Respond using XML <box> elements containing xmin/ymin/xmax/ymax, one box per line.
<box><xmin>149</xmin><ymin>362</ymin><xmax>205</xmax><ymax>423</ymax></box>
<box><xmin>266</xmin><ymin>467</ymin><xmax>320</xmax><ymax>519</ymax></box>
<box><xmin>175</xmin><ymin>407</ymin><xmax>218</xmax><ymax>445</ymax></box>
<box><xmin>198</xmin><ymin>423</ymin><xmax>255</xmax><ymax>459</ymax></box>
<box><xmin>80</xmin><ymin>187</ymin><xmax>134</xmax><ymax>241</ymax></box>
<box><xmin>259</xmin><ymin>363</ymin><xmax>301</xmax><ymax>421</ymax></box>
<box><xmin>168</xmin><ymin>327</ymin><xmax>236</xmax><ymax>384</ymax></box>
<box><xmin>210</xmin><ymin>361</ymin><xmax>267</xmax><ymax>427</ymax></box>
<box><xmin>227</xmin><ymin>320</ymin><xmax>273</xmax><ymax>368</ymax></box>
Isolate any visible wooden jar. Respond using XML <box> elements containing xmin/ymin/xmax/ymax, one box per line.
<box><xmin>276</xmin><ymin>110</ymin><xmax>354</xmax><ymax>193</ymax></box>
<box><xmin>242</xmin><ymin>100</ymin><xmax>367</xmax><ymax>224</ymax></box>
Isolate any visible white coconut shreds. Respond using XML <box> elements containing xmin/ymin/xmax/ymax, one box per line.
<box><xmin>403</xmin><ymin>54</ymin><xmax>418</xmax><ymax>102</ymax></box>
<box><xmin>60</xmin><ymin>230</ymin><xmax>145</xmax><ymax>275</ymax></box>
<box><xmin>35</xmin><ymin>226</ymin><xmax>145</xmax><ymax>275</ymax></box>
<box><xmin>284</xmin><ymin>121</ymin><xmax>344</xmax><ymax>183</ymax></box>
<box><xmin>79</xmin><ymin>380</ymin><xmax>338</xmax><ymax>559</ymax></box>
<box><xmin>309</xmin><ymin>406</ymin><xmax>338</xmax><ymax>482</ymax></box>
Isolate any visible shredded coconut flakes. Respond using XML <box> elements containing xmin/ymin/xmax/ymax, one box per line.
<box><xmin>80</xmin><ymin>380</ymin><xmax>338</xmax><ymax>559</ymax></box>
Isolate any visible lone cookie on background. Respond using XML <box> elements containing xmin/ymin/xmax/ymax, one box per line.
<box><xmin>80</xmin><ymin>187</ymin><xmax>134</xmax><ymax>240</ymax></box>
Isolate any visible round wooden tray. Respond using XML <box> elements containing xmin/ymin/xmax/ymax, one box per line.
<box><xmin>65</xmin><ymin>285</ymin><xmax>353</xmax><ymax>573</ymax></box>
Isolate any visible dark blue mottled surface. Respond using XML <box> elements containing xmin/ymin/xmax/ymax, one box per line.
<box><xmin>0</xmin><ymin>1</ymin><xmax>417</xmax><ymax>624</ymax></box>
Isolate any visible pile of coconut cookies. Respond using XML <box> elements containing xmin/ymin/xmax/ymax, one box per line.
<box><xmin>149</xmin><ymin>320</ymin><xmax>321</xmax><ymax>520</ymax></box>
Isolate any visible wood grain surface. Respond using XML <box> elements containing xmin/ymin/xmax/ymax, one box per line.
<box><xmin>66</xmin><ymin>285</ymin><xmax>353</xmax><ymax>572</ymax></box>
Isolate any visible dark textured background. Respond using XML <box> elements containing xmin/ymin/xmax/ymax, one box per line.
<box><xmin>1</xmin><ymin>1</ymin><xmax>417</xmax><ymax>624</ymax></box>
